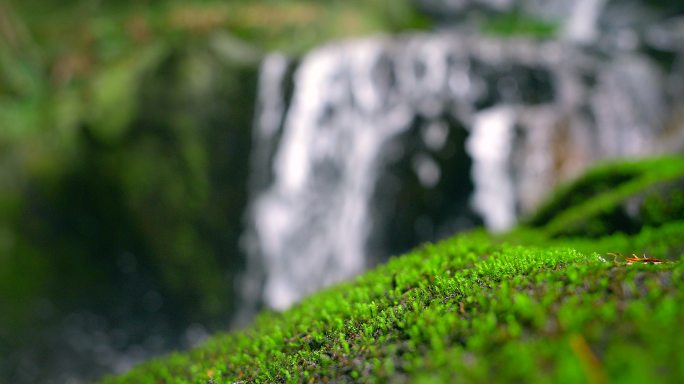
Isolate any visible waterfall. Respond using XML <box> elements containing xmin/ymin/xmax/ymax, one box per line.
<box><xmin>563</xmin><ymin>0</ymin><xmax>607</xmax><ymax>43</ymax></box>
<box><xmin>243</xmin><ymin>28</ymin><xmax>683</xmax><ymax>310</ymax></box>
<box><xmin>244</xmin><ymin>38</ymin><xmax>416</xmax><ymax>310</ymax></box>
<box><xmin>466</xmin><ymin>106</ymin><xmax>516</xmax><ymax>232</ymax></box>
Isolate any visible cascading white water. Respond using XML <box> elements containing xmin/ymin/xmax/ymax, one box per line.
<box><xmin>244</xmin><ymin>28</ymin><xmax>683</xmax><ymax>310</ymax></box>
<box><xmin>563</xmin><ymin>0</ymin><xmax>607</xmax><ymax>43</ymax></box>
<box><xmin>466</xmin><ymin>106</ymin><xmax>516</xmax><ymax>232</ymax></box>
<box><xmin>245</xmin><ymin>39</ymin><xmax>416</xmax><ymax>310</ymax></box>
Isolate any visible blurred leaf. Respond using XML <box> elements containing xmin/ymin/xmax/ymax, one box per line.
<box><xmin>87</xmin><ymin>43</ymin><xmax>165</xmax><ymax>143</ymax></box>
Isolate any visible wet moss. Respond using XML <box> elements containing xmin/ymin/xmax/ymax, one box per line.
<box><xmin>104</xmin><ymin>156</ymin><xmax>684</xmax><ymax>383</ymax></box>
<box><xmin>481</xmin><ymin>10</ymin><xmax>559</xmax><ymax>39</ymax></box>
<box><xmin>525</xmin><ymin>156</ymin><xmax>684</xmax><ymax>237</ymax></box>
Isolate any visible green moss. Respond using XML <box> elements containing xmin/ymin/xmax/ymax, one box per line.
<box><xmin>525</xmin><ymin>156</ymin><xmax>684</xmax><ymax>237</ymax></box>
<box><xmin>103</xmin><ymin>156</ymin><xmax>684</xmax><ymax>384</ymax></box>
<box><xmin>481</xmin><ymin>10</ymin><xmax>558</xmax><ymax>39</ymax></box>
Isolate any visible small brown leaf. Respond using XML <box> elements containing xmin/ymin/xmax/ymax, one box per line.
<box><xmin>625</xmin><ymin>254</ymin><xmax>666</xmax><ymax>265</ymax></box>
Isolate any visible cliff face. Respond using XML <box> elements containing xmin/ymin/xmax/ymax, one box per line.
<box><xmin>104</xmin><ymin>155</ymin><xmax>684</xmax><ymax>383</ymax></box>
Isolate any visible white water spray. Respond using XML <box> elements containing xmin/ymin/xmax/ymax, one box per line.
<box><xmin>245</xmin><ymin>31</ymin><xmax>678</xmax><ymax>311</ymax></box>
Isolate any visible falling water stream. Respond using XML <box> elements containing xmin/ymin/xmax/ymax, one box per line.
<box><xmin>243</xmin><ymin>8</ymin><xmax>684</xmax><ymax>312</ymax></box>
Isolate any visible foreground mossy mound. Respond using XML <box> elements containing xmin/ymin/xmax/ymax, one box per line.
<box><xmin>105</xmin><ymin>157</ymin><xmax>684</xmax><ymax>383</ymax></box>
<box><xmin>525</xmin><ymin>156</ymin><xmax>684</xmax><ymax>237</ymax></box>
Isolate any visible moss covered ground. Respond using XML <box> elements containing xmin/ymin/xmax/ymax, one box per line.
<box><xmin>104</xmin><ymin>157</ymin><xmax>684</xmax><ymax>383</ymax></box>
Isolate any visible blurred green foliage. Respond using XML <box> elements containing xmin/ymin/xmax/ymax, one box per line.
<box><xmin>481</xmin><ymin>9</ymin><xmax>558</xmax><ymax>38</ymax></box>
<box><xmin>0</xmin><ymin>37</ymin><xmax>260</xmax><ymax>343</ymax></box>
<box><xmin>0</xmin><ymin>0</ymin><xmax>431</xmax><ymax>370</ymax></box>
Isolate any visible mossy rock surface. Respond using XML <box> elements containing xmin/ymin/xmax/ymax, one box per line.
<box><xmin>104</xmin><ymin>156</ymin><xmax>684</xmax><ymax>383</ymax></box>
<box><xmin>525</xmin><ymin>156</ymin><xmax>684</xmax><ymax>237</ymax></box>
